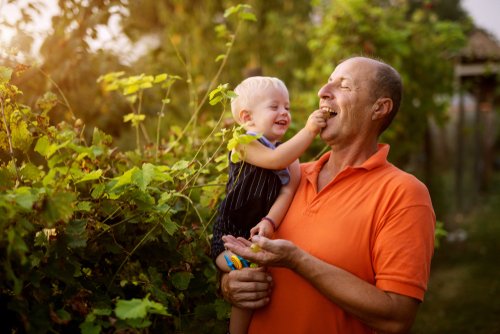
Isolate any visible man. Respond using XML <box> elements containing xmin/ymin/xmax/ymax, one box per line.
<box><xmin>221</xmin><ymin>56</ymin><xmax>436</xmax><ymax>334</ymax></box>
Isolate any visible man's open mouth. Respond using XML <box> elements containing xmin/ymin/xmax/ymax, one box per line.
<box><xmin>321</xmin><ymin>106</ymin><xmax>337</xmax><ymax>119</ymax></box>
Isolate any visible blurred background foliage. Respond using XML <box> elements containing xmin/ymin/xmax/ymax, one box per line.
<box><xmin>2</xmin><ymin>0</ymin><xmax>468</xmax><ymax>149</ymax></box>
<box><xmin>2</xmin><ymin>0</ymin><xmax>474</xmax><ymax>209</ymax></box>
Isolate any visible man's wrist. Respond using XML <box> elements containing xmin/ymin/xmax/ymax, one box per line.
<box><xmin>288</xmin><ymin>244</ymin><xmax>305</xmax><ymax>272</ymax></box>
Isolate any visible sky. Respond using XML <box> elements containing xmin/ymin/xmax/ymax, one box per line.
<box><xmin>1</xmin><ymin>0</ymin><xmax>500</xmax><ymax>61</ymax></box>
<box><xmin>461</xmin><ymin>0</ymin><xmax>500</xmax><ymax>41</ymax></box>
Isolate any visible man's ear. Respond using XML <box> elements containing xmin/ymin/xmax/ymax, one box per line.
<box><xmin>239</xmin><ymin>109</ymin><xmax>252</xmax><ymax>124</ymax></box>
<box><xmin>371</xmin><ymin>98</ymin><xmax>393</xmax><ymax>121</ymax></box>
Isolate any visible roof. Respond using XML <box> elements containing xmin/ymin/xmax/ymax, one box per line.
<box><xmin>460</xmin><ymin>29</ymin><xmax>500</xmax><ymax>62</ymax></box>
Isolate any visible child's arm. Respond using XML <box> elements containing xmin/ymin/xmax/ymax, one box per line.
<box><xmin>215</xmin><ymin>251</ymin><xmax>232</xmax><ymax>273</ymax></box>
<box><xmin>237</xmin><ymin>109</ymin><xmax>326</xmax><ymax>170</ymax></box>
<box><xmin>250</xmin><ymin>159</ymin><xmax>301</xmax><ymax>237</ymax></box>
<box><xmin>217</xmin><ymin>163</ymin><xmax>300</xmax><ymax>269</ymax></box>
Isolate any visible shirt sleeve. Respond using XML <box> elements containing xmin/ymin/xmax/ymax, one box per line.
<box><xmin>373</xmin><ymin>204</ymin><xmax>436</xmax><ymax>301</ymax></box>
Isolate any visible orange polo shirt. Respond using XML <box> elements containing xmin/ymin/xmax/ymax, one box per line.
<box><xmin>249</xmin><ymin>144</ymin><xmax>436</xmax><ymax>334</ymax></box>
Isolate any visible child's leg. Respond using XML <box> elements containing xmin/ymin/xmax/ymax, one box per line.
<box><xmin>229</xmin><ymin>306</ymin><xmax>253</xmax><ymax>334</ymax></box>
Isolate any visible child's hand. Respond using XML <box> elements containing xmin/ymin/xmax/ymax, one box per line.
<box><xmin>250</xmin><ymin>219</ymin><xmax>274</xmax><ymax>238</ymax></box>
<box><xmin>305</xmin><ymin>109</ymin><xmax>328</xmax><ymax>134</ymax></box>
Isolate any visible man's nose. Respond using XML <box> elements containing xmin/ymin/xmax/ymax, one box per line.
<box><xmin>318</xmin><ymin>84</ymin><xmax>332</xmax><ymax>99</ymax></box>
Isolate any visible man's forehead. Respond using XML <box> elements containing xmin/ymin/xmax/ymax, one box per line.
<box><xmin>330</xmin><ymin>58</ymin><xmax>375</xmax><ymax>81</ymax></box>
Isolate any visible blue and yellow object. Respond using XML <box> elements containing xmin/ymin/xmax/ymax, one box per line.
<box><xmin>224</xmin><ymin>253</ymin><xmax>251</xmax><ymax>270</ymax></box>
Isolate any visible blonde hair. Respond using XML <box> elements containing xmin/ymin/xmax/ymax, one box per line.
<box><xmin>231</xmin><ymin>76</ymin><xmax>288</xmax><ymax>124</ymax></box>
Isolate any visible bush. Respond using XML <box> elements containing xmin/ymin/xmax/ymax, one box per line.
<box><xmin>0</xmin><ymin>5</ymin><xmax>258</xmax><ymax>329</ymax></box>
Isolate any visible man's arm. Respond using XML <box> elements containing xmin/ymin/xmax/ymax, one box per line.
<box><xmin>222</xmin><ymin>236</ymin><xmax>420</xmax><ymax>334</ymax></box>
<box><xmin>290</xmin><ymin>241</ymin><xmax>419</xmax><ymax>334</ymax></box>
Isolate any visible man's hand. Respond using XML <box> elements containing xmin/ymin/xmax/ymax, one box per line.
<box><xmin>221</xmin><ymin>267</ymin><xmax>273</xmax><ymax>309</ymax></box>
<box><xmin>222</xmin><ymin>235</ymin><xmax>299</xmax><ymax>269</ymax></box>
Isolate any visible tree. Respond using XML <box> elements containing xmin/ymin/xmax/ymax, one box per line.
<box><xmin>296</xmin><ymin>0</ymin><xmax>465</xmax><ymax>168</ymax></box>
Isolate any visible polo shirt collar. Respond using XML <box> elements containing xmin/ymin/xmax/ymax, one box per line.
<box><xmin>305</xmin><ymin>143</ymin><xmax>390</xmax><ymax>176</ymax></box>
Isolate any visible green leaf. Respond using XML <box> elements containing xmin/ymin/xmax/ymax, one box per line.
<box><xmin>76</xmin><ymin>201</ymin><xmax>92</xmax><ymax>212</ymax></box>
<box><xmin>240</xmin><ymin>12</ymin><xmax>257</xmax><ymax>22</ymax></box>
<box><xmin>97</xmin><ymin>71</ymin><xmax>125</xmax><ymax>84</ymax></box>
<box><xmin>227</xmin><ymin>138</ymin><xmax>238</xmax><ymax>151</ymax></box>
<box><xmin>20</xmin><ymin>163</ymin><xmax>43</xmax><ymax>181</ymax></box>
<box><xmin>171</xmin><ymin>160</ymin><xmax>189</xmax><ymax>171</ymax></box>
<box><xmin>93</xmin><ymin>308</ymin><xmax>112</xmax><ymax>316</ymax></box>
<box><xmin>34</xmin><ymin>136</ymin><xmax>50</xmax><ymax>157</ymax></box>
<box><xmin>55</xmin><ymin>308</ymin><xmax>71</xmax><ymax>321</ymax></box>
<box><xmin>209</xmin><ymin>95</ymin><xmax>222</xmax><ymax>106</ymax></box>
<box><xmin>36</xmin><ymin>91</ymin><xmax>59</xmax><ymax>112</ymax></box>
<box><xmin>154</xmin><ymin>73</ymin><xmax>167</xmax><ymax>83</ymax></box>
<box><xmin>66</xmin><ymin>219</ymin><xmax>87</xmax><ymax>248</ymax></box>
<box><xmin>159</xmin><ymin>216</ymin><xmax>177</xmax><ymax>235</ymax></box>
<box><xmin>80</xmin><ymin>321</ymin><xmax>101</xmax><ymax>334</ymax></box>
<box><xmin>11</xmin><ymin>120</ymin><xmax>33</xmax><ymax>152</ymax></box>
<box><xmin>226</xmin><ymin>91</ymin><xmax>238</xmax><ymax>99</ymax></box>
<box><xmin>41</xmin><ymin>191</ymin><xmax>76</xmax><ymax>225</ymax></box>
<box><xmin>223</xmin><ymin>5</ymin><xmax>239</xmax><ymax>18</ymax></box>
<box><xmin>239</xmin><ymin>133</ymin><xmax>260</xmax><ymax>144</ymax></box>
<box><xmin>0</xmin><ymin>167</ymin><xmax>15</xmax><ymax>189</ymax></box>
<box><xmin>123</xmin><ymin>113</ymin><xmax>146</xmax><ymax>127</ymax></box>
<box><xmin>136</xmin><ymin>163</ymin><xmax>155</xmax><ymax>190</ymax></box>
<box><xmin>110</xmin><ymin>167</ymin><xmax>138</xmax><ymax>191</ymax></box>
<box><xmin>209</xmin><ymin>87</ymin><xmax>221</xmax><ymax>101</ymax></box>
<box><xmin>139</xmin><ymin>82</ymin><xmax>153</xmax><ymax>90</ymax></box>
<box><xmin>115</xmin><ymin>296</ymin><xmax>168</xmax><ymax>320</ymax></box>
<box><xmin>76</xmin><ymin>169</ymin><xmax>103</xmax><ymax>183</ymax></box>
<box><xmin>91</xmin><ymin>183</ymin><xmax>105</xmax><ymax>199</ymax></box>
<box><xmin>123</xmin><ymin>84</ymin><xmax>140</xmax><ymax>95</ymax></box>
<box><xmin>230</xmin><ymin>150</ymin><xmax>241</xmax><ymax>163</ymax></box>
<box><xmin>214</xmin><ymin>299</ymin><xmax>231</xmax><ymax>320</ymax></box>
<box><xmin>14</xmin><ymin>187</ymin><xmax>38</xmax><ymax>210</ymax></box>
<box><xmin>92</xmin><ymin>128</ymin><xmax>113</xmax><ymax>146</ymax></box>
<box><xmin>0</xmin><ymin>66</ymin><xmax>13</xmax><ymax>83</ymax></box>
<box><xmin>171</xmin><ymin>272</ymin><xmax>194</xmax><ymax>290</ymax></box>
<box><xmin>130</xmin><ymin>169</ymin><xmax>147</xmax><ymax>191</ymax></box>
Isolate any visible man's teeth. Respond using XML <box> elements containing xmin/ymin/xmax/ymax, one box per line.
<box><xmin>321</xmin><ymin>107</ymin><xmax>337</xmax><ymax>117</ymax></box>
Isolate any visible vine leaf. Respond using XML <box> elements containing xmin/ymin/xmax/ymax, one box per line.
<box><xmin>115</xmin><ymin>295</ymin><xmax>169</xmax><ymax>320</ymax></box>
<box><xmin>0</xmin><ymin>66</ymin><xmax>12</xmax><ymax>83</ymax></box>
<box><xmin>76</xmin><ymin>169</ymin><xmax>102</xmax><ymax>183</ymax></box>
<box><xmin>171</xmin><ymin>271</ymin><xmax>194</xmax><ymax>290</ymax></box>
<box><xmin>66</xmin><ymin>219</ymin><xmax>87</xmax><ymax>249</ymax></box>
<box><xmin>41</xmin><ymin>192</ymin><xmax>76</xmax><ymax>226</ymax></box>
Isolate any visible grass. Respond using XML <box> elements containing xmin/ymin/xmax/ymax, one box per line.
<box><xmin>411</xmin><ymin>176</ymin><xmax>500</xmax><ymax>333</ymax></box>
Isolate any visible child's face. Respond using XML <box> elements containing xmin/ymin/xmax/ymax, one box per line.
<box><xmin>247</xmin><ymin>88</ymin><xmax>290</xmax><ymax>143</ymax></box>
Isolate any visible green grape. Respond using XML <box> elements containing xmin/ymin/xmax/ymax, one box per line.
<box><xmin>250</xmin><ymin>243</ymin><xmax>261</xmax><ymax>253</ymax></box>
